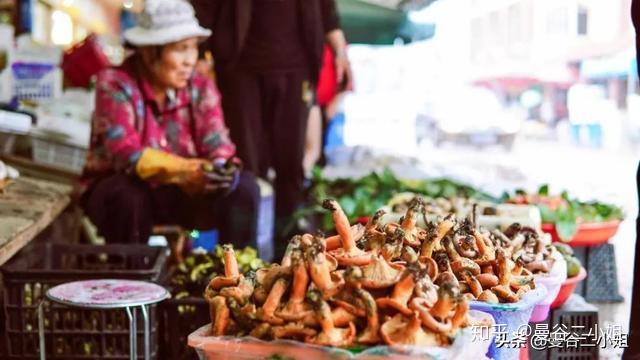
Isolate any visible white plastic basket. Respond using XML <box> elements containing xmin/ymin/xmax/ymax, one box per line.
<box><xmin>31</xmin><ymin>137</ymin><xmax>86</xmax><ymax>174</ymax></box>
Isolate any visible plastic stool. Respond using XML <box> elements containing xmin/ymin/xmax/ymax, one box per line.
<box><xmin>39</xmin><ymin>279</ymin><xmax>169</xmax><ymax>360</ymax></box>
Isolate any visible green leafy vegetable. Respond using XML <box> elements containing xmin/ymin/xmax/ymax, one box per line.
<box><xmin>297</xmin><ymin>167</ymin><xmax>497</xmax><ymax>229</ymax></box>
<box><xmin>508</xmin><ymin>184</ymin><xmax>624</xmax><ymax>241</ymax></box>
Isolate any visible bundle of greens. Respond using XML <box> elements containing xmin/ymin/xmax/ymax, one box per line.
<box><xmin>506</xmin><ymin>185</ymin><xmax>624</xmax><ymax>241</ymax></box>
<box><xmin>300</xmin><ymin>167</ymin><xmax>497</xmax><ymax>230</ymax></box>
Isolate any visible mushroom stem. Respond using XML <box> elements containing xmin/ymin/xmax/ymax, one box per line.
<box><xmin>430</xmin><ymin>282</ymin><xmax>459</xmax><ymax>320</ymax></box>
<box><xmin>473</xmin><ymin>229</ymin><xmax>495</xmax><ymax>260</ymax></box>
<box><xmin>442</xmin><ymin>237</ymin><xmax>462</xmax><ymax>262</ymax></box>
<box><xmin>276</xmin><ymin>252</ymin><xmax>312</xmax><ymax>321</ymax></box>
<box><xmin>495</xmin><ymin>249</ymin><xmax>512</xmax><ymax>287</ymax></box>
<box><xmin>411</xmin><ymin>297</ymin><xmax>452</xmax><ymax>333</ymax></box>
<box><xmin>401</xmin><ymin>197</ymin><xmax>423</xmax><ymax>231</ymax></box>
<box><xmin>281</xmin><ymin>235</ymin><xmax>301</xmax><ymax>267</ymax></box>
<box><xmin>381</xmin><ymin>228</ymin><xmax>405</xmax><ymax>261</ymax></box>
<box><xmin>257</xmin><ymin>277</ymin><xmax>288</xmax><ymax>325</ymax></box>
<box><xmin>435</xmin><ymin>215</ymin><xmax>456</xmax><ymax>245</ymax></box>
<box><xmin>459</xmin><ymin>271</ymin><xmax>483</xmax><ymax>297</ymax></box>
<box><xmin>453</xmin><ymin>235</ymin><xmax>478</xmax><ymax>258</ymax></box>
<box><xmin>331</xmin><ymin>306</ymin><xmax>359</xmax><ymax>327</ymax></box>
<box><xmin>289</xmin><ymin>253</ymin><xmax>308</xmax><ymax>302</ymax></box>
<box><xmin>400</xmin><ymin>198</ymin><xmax>424</xmax><ymax>247</ymax></box>
<box><xmin>223</xmin><ymin>244</ymin><xmax>239</xmax><ymax>278</ymax></box>
<box><xmin>376</xmin><ymin>269</ymin><xmax>416</xmax><ymax>315</ymax></box>
<box><xmin>418</xmin><ymin>256</ymin><xmax>439</xmax><ymax>280</ymax></box>
<box><xmin>220</xmin><ymin>273</ymin><xmax>256</xmax><ymax>304</ymax></box>
<box><xmin>511</xmin><ymin>258</ymin><xmax>524</xmax><ymax>275</ymax></box>
<box><xmin>355</xmin><ymin>288</ymin><xmax>381</xmax><ymax>344</ymax></box>
<box><xmin>326</xmin><ymin>225</ymin><xmax>366</xmax><ymax>251</ymax></box>
<box><xmin>491</xmin><ymin>248</ymin><xmax>520</xmax><ymax>302</ymax></box>
<box><xmin>323</xmin><ymin>199</ymin><xmax>356</xmax><ymax>252</ymax></box>
<box><xmin>307</xmin><ymin>237</ymin><xmax>344</xmax><ymax>299</ymax></box>
<box><xmin>332</xmin><ymin>299</ymin><xmax>367</xmax><ymax>317</ymax></box>
<box><xmin>209</xmin><ymin>296</ymin><xmax>230</xmax><ymax>336</ymax></box>
<box><xmin>451</xmin><ymin>296</ymin><xmax>469</xmax><ymax>332</ymax></box>
<box><xmin>366</xmin><ymin>209</ymin><xmax>387</xmax><ymax>231</ymax></box>
<box><xmin>491</xmin><ymin>229</ymin><xmax>512</xmax><ymax>248</ymax></box>
<box><xmin>420</xmin><ymin>233</ymin><xmax>437</xmax><ymax>258</ymax></box>
<box><xmin>306</xmin><ymin>289</ymin><xmax>356</xmax><ymax>347</ymax></box>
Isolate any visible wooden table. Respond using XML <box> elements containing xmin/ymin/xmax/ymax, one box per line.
<box><xmin>0</xmin><ymin>176</ymin><xmax>72</xmax><ymax>266</ymax></box>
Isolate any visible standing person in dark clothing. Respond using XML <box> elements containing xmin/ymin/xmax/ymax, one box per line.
<box><xmin>624</xmin><ymin>1</ymin><xmax>640</xmax><ymax>359</ymax></box>
<box><xmin>192</xmin><ymin>0</ymin><xmax>352</xmax><ymax>259</ymax></box>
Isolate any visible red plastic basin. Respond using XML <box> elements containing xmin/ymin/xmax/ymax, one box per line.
<box><xmin>541</xmin><ymin>220</ymin><xmax>621</xmax><ymax>246</ymax></box>
<box><xmin>550</xmin><ymin>267</ymin><xmax>587</xmax><ymax>309</ymax></box>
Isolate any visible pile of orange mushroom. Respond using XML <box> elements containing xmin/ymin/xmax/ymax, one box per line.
<box><xmin>387</xmin><ymin>198</ymin><xmax>555</xmax><ymax>304</ymax></box>
<box><xmin>203</xmin><ymin>199</ymin><xmax>495</xmax><ymax>348</ymax></box>
<box><xmin>203</xmin><ymin>197</ymin><xmax>553</xmax><ymax>347</ymax></box>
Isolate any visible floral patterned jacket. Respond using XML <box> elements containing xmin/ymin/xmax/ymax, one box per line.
<box><xmin>82</xmin><ymin>55</ymin><xmax>236</xmax><ymax>184</ymax></box>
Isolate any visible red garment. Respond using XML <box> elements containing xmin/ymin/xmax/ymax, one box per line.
<box><xmin>84</xmin><ymin>56</ymin><xmax>236</xmax><ymax>179</ymax></box>
<box><xmin>316</xmin><ymin>45</ymin><xmax>337</xmax><ymax>107</ymax></box>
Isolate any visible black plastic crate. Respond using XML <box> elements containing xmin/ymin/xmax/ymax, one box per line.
<box><xmin>528</xmin><ymin>309</ymin><xmax>599</xmax><ymax>360</ymax></box>
<box><xmin>549</xmin><ymin>310</ymin><xmax>599</xmax><ymax>360</ymax></box>
<box><xmin>158</xmin><ymin>297</ymin><xmax>209</xmax><ymax>360</ymax></box>
<box><xmin>1</xmin><ymin>243</ymin><xmax>168</xmax><ymax>360</ymax></box>
<box><xmin>584</xmin><ymin>244</ymin><xmax>624</xmax><ymax>303</ymax></box>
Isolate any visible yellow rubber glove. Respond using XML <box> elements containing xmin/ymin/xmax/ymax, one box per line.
<box><xmin>135</xmin><ymin>148</ymin><xmax>207</xmax><ymax>192</ymax></box>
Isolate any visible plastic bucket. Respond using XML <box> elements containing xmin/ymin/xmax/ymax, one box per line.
<box><xmin>470</xmin><ymin>287</ymin><xmax>547</xmax><ymax>360</ymax></box>
<box><xmin>529</xmin><ymin>274</ymin><xmax>563</xmax><ymax>322</ymax></box>
<box><xmin>541</xmin><ymin>220</ymin><xmax>620</xmax><ymax>246</ymax></box>
<box><xmin>529</xmin><ymin>252</ymin><xmax>566</xmax><ymax>322</ymax></box>
<box><xmin>551</xmin><ymin>267</ymin><xmax>587</xmax><ymax>309</ymax></box>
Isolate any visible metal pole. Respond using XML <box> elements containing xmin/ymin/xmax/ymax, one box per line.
<box><xmin>141</xmin><ymin>305</ymin><xmax>150</xmax><ymax>360</ymax></box>
<box><xmin>38</xmin><ymin>300</ymin><xmax>45</xmax><ymax>360</ymax></box>
<box><xmin>125</xmin><ymin>307</ymin><xmax>137</xmax><ymax>360</ymax></box>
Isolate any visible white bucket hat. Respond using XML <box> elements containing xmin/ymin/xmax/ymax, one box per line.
<box><xmin>123</xmin><ymin>0</ymin><xmax>211</xmax><ymax>46</ymax></box>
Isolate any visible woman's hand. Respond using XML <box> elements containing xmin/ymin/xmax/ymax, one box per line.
<box><xmin>202</xmin><ymin>170</ymin><xmax>233</xmax><ymax>194</ymax></box>
<box><xmin>200</xmin><ymin>157</ymin><xmax>241</xmax><ymax>195</ymax></box>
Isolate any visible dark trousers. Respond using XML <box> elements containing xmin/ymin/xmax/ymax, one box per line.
<box><xmin>81</xmin><ymin>171</ymin><xmax>260</xmax><ymax>248</ymax></box>
<box><xmin>216</xmin><ymin>65</ymin><xmax>310</xmax><ymax>257</ymax></box>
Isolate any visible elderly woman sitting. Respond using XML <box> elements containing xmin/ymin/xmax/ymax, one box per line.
<box><xmin>81</xmin><ymin>0</ymin><xmax>259</xmax><ymax>249</ymax></box>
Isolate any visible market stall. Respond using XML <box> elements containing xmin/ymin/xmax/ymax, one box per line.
<box><xmin>0</xmin><ymin>0</ymin><xmax>634</xmax><ymax>359</ymax></box>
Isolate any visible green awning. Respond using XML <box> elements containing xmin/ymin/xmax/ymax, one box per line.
<box><xmin>337</xmin><ymin>0</ymin><xmax>437</xmax><ymax>44</ymax></box>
